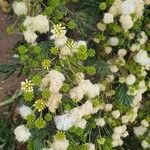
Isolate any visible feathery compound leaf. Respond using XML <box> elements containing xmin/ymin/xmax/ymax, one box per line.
<box><xmin>0</xmin><ymin>64</ymin><xmax>17</xmax><ymax>73</ymax></box>
<box><xmin>94</xmin><ymin>61</ymin><xmax>111</xmax><ymax>79</ymax></box>
<box><xmin>116</xmin><ymin>84</ymin><xmax>132</xmax><ymax>106</ymax></box>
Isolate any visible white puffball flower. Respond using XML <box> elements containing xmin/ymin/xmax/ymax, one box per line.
<box><xmin>19</xmin><ymin>105</ymin><xmax>32</xmax><ymax>119</ymax></box>
<box><xmin>54</xmin><ymin>113</ymin><xmax>76</xmax><ymax>131</ymax></box>
<box><xmin>119</xmin><ymin>15</ymin><xmax>133</xmax><ymax>30</ymax></box>
<box><xmin>134</xmin><ymin>50</ymin><xmax>150</xmax><ymax>69</ymax></box>
<box><xmin>14</xmin><ymin>125</ymin><xmax>31</xmax><ymax>142</ymax></box>
<box><xmin>103</xmin><ymin>13</ymin><xmax>114</xmax><ymax>24</ymax></box>
<box><xmin>141</xmin><ymin>140</ymin><xmax>150</xmax><ymax>149</ymax></box>
<box><xmin>141</xmin><ymin>119</ymin><xmax>149</xmax><ymax>127</ymax></box>
<box><xmin>122</xmin><ymin>0</ymin><xmax>136</xmax><ymax>15</ymax></box>
<box><xmin>134</xmin><ymin>126</ymin><xmax>148</xmax><ymax>136</ymax></box>
<box><xmin>34</xmin><ymin>15</ymin><xmax>49</xmax><ymax>33</ymax></box>
<box><xmin>111</xmin><ymin>110</ymin><xmax>120</xmax><ymax>119</ymax></box>
<box><xmin>105</xmin><ymin>47</ymin><xmax>112</xmax><ymax>54</ymax></box>
<box><xmin>118</xmin><ymin>49</ymin><xmax>127</xmax><ymax>57</ymax></box>
<box><xmin>12</xmin><ymin>1</ymin><xmax>28</xmax><ymax>16</ymax></box>
<box><xmin>54</xmin><ymin>36</ymin><xmax>67</xmax><ymax>48</ymax></box>
<box><xmin>108</xmin><ymin>37</ymin><xmax>119</xmax><ymax>46</ymax></box>
<box><xmin>110</xmin><ymin>65</ymin><xmax>119</xmax><ymax>73</ymax></box>
<box><xmin>74</xmin><ymin>118</ymin><xmax>87</xmax><ymax>129</ymax></box>
<box><xmin>52</xmin><ymin>139</ymin><xmax>69</xmax><ymax>150</ymax></box>
<box><xmin>95</xmin><ymin>118</ymin><xmax>105</xmax><ymax>127</ymax></box>
<box><xmin>23</xmin><ymin>30</ymin><xmax>37</xmax><ymax>43</ymax></box>
<box><xmin>88</xmin><ymin>143</ymin><xmax>95</xmax><ymax>150</ymax></box>
<box><xmin>97</xmin><ymin>22</ymin><xmax>106</xmax><ymax>31</ymax></box>
<box><xmin>105</xmin><ymin>104</ymin><xmax>113</xmax><ymax>112</ymax></box>
<box><xmin>126</xmin><ymin>74</ymin><xmax>136</xmax><ymax>85</ymax></box>
<box><xmin>69</xmin><ymin>86</ymin><xmax>84</xmax><ymax>102</ymax></box>
<box><xmin>144</xmin><ymin>0</ymin><xmax>150</xmax><ymax>5</ymax></box>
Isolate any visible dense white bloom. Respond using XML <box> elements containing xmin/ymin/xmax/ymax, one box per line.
<box><xmin>103</xmin><ymin>13</ymin><xmax>114</xmax><ymax>24</ymax></box>
<box><xmin>130</xmin><ymin>43</ymin><xmax>140</xmax><ymax>52</ymax></box>
<box><xmin>126</xmin><ymin>74</ymin><xmax>136</xmax><ymax>85</ymax></box>
<box><xmin>134</xmin><ymin>0</ymin><xmax>144</xmax><ymax>21</ymax></box>
<box><xmin>74</xmin><ymin>118</ymin><xmax>87</xmax><ymax>129</ymax></box>
<box><xmin>47</xmin><ymin>94</ymin><xmax>62</xmax><ymax>113</ymax></box>
<box><xmin>88</xmin><ymin>143</ymin><xmax>95</xmax><ymax>150</ymax></box>
<box><xmin>76</xmin><ymin>40</ymin><xmax>87</xmax><ymax>48</ymax></box>
<box><xmin>141</xmin><ymin>140</ymin><xmax>150</xmax><ymax>149</ymax></box>
<box><xmin>108</xmin><ymin>37</ymin><xmax>119</xmax><ymax>46</ymax></box>
<box><xmin>54</xmin><ymin>36</ymin><xmax>67</xmax><ymax>48</ymax></box>
<box><xmin>95</xmin><ymin>118</ymin><xmax>105</xmax><ymax>127</ymax></box>
<box><xmin>104</xmin><ymin>104</ymin><xmax>113</xmax><ymax>112</ymax></box>
<box><xmin>69</xmin><ymin>86</ymin><xmax>84</xmax><ymax>102</ymax></box>
<box><xmin>59</xmin><ymin>45</ymin><xmax>72</xmax><ymax>59</ymax></box>
<box><xmin>54</xmin><ymin>113</ymin><xmax>76</xmax><ymax>131</ymax></box>
<box><xmin>134</xmin><ymin>126</ymin><xmax>148</xmax><ymax>136</ymax></box>
<box><xmin>52</xmin><ymin>139</ymin><xmax>69</xmax><ymax>150</ymax></box>
<box><xmin>19</xmin><ymin>105</ymin><xmax>32</xmax><ymax>119</ymax></box>
<box><xmin>119</xmin><ymin>15</ymin><xmax>133</xmax><ymax>30</ymax></box>
<box><xmin>144</xmin><ymin>0</ymin><xmax>150</xmax><ymax>5</ymax></box>
<box><xmin>23</xmin><ymin>16</ymin><xmax>35</xmax><ymax>31</ymax></box>
<box><xmin>137</xmin><ymin>32</ymin><xmax>148</xmax><ymax>45</ymax></box>
<box><xmin>134</xmin><ymin>50</ymin><xmax>150</xmax><ymax>69</ymax></box>
<box><xmin>14</xmin><ymin>125</ymin><xmax>31</xmax><ymax>142</ymax></box>
<box><xmin>97</xmin><ymin>22</ymin><xmax>106</xmax><ymax>31</ymax></box>
<box><xmin>12</xmin><ymin>1</ymin><xmax>27</xmax><ymax>16</ymax></box>
<box><xmin>118</xmin><ymin>49</ymin><xmax>127</xmax><ymax>57</ymax></box>
<box><xmin>33</xmin><ymin>15</ymin><xmax>49</xmax><ymax>33</ymax></box>
<box><xmin>110</xmin><ymin>65</ymin><xmax>119</xmax><ymax>73</ymax></box>
<box><xmin>23</xmin><ymin>15</ymin><xmax>49</xmax><ymax>33</ymax></box>
<box><xmin>141</xmin><ymin>119</ymin><xmax>149</xmax><ymax>127</ymax></box>
<box><xmin>23</xmin><ymin>30</ymin><xmax>37</xmax><ymax>43</ymax></box>
<box><xmin>40</xmin><ymin>70</ymin><xmax>65</xmax><ymax>93</ymax></box>
<box><xmin>121</xmin><ymin>0</ymin><xmax>136</xmax><ymax>15</ymax></box>
<box><xmin>111</xmin><ymin>110</ymin><xmax>120</xmax><ymax>119</ymax></box>
<box><xmin>121</xmin><ymin>115</ymin><xmax>130</xmax><ymax>124</ymax></box>
<box><xmin>105</xmin><ymin>47</ymin><xmax>112</xmax><ymax>54</ymax></box>
<box><xmin>109</xmin><ymin>0</ymin><xmax>122</xmax><ymax>16</ymax></box>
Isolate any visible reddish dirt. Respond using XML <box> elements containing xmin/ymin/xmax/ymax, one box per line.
<box><xmin>0</xmin><ymin>9</ymin><xmax>26</xmax><ymax>112</ymax></box>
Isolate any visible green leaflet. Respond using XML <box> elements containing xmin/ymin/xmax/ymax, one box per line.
<box><xmin>0</xmin><ymin>64</ymin><xmax>17</xmax><ymax>73</ymax></box>
<box><xmin>116</xmin><ymin>84</ymin><xmax>132</xmax><ymax>106</ymax></box>
<box><xmin>94</xmin><ymin>61</ymin><xmax>111</xmax><ymax>79</ymax></box>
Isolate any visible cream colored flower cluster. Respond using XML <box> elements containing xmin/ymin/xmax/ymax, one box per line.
<box><xmin>40</xmin><ymin>70</ymin><xmax>65</xmax><ymax>113</ymax></box>
<box><xmin>100</xmin><ymin>0</ymin><xmax>150</xmax><ymax>31</ymax></box>
<box><xmin>50</xmin><ymin>24</ymin><xmax>87</xmax><ymax>59</ymax></box>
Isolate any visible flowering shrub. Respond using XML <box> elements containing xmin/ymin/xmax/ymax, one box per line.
<box><xmin>3</xmin><ymin>0</ymin><xmax>150</xmax><ymax>149</ymax></box>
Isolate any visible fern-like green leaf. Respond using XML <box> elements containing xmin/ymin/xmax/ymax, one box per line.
<box><xmin>116</xmin><ymin>84</ymin><xmax>132</xmax><ymax>106</ymax></box>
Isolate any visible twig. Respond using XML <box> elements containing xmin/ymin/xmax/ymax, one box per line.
<box><xmin>0</xmin><ymin>90</ymin><xmax>22</xmax><ymax>107</ymax></box>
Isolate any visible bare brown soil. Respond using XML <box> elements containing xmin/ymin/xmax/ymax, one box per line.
<box><xmin>0</xmin><ymin>9</ymin><xmax>25</xmax><ymax>113</ymax></box>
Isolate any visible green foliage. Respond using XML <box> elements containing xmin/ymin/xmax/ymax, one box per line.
<box><xmin>94</xmin><ymin>61</ymin><xmax>111</xmax><ymax>79</ymax></box>
<box><xmin>85</xmin><ymin>66</ymin><xmax>96</xmax><ymax>75</ymax></box>
<box><xmin>35</xmin><ymin>118</ymin><xmax>46</xmax><ymax>129</ymax></box>
<box><xmin>115</xmin><ymin>84</ymin><xmax>132</xmax><ymax>106</ymax></box>
<box><xmin>6</xmin><ymin>25</ymin><xmax>14</xmax><ymax>35</ymax></box>
<box><xmin>0</xmin><ymin>64</ymin><xmax>17</xmax><ymax>73</ymax></box>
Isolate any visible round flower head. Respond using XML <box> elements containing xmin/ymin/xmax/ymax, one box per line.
<box><xmin>126</xmin><ymin>74</ymin><xmax>136</xmax><ymax>85</ymax></box>
<box><xmin>12</xmin><ymin>1</ymin><xmax>28</xmax><ymax>16</ymax></box>
<box><xmin>95</xmin><ymin>118</ymin><xmax>105</xmax><ymax>127</ymax></box>
<box><xmin>119</xmin><ymin>15</ymin><xmax>133</xmax><ymax>31</ymax></box>
<box><xmin>23</xmin><ymin>30</ymin><xmax>37</xmax><ymax>43</ymax></box>
<box><xmin>14</xmin><ymin>125</ymin><xmax>31</xmax><ymax>142</ymax></box>
<box><xmin>33</xmin><ymin>15</ymin><xmax>49</xmax><ymax>33</ymax></box>
<box><xmin>51</xmin><ymin>24</ymin><xmax>66</xmax><ymax>39</ymax></box>
<box><xmin>111</xmin><ymin>110</ymin><xmax>120</xmax><ymax>119</ymax></box>
<box><xmin>108</xmin><ymin>37</ymin><xmax>119</xmax><ymax>46</ymax></box>
<box><xmin>121</xmin><ymin>0</ymin><xmax>136</xmax><ymax>15</ymax></box>
<box><xmin>19</xmin><ymin>105</ymin><xmax>32</xmax><ymax>119</ymax></box>
<box><xmin>21</xmin><ymin>79</ymin><xmax>33</xmax><ymax>93</ymax></box>
<box><xmin>103</xmin><ymin>13</ymin><xmax>114</xmax><ymax>24</ymax></box>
